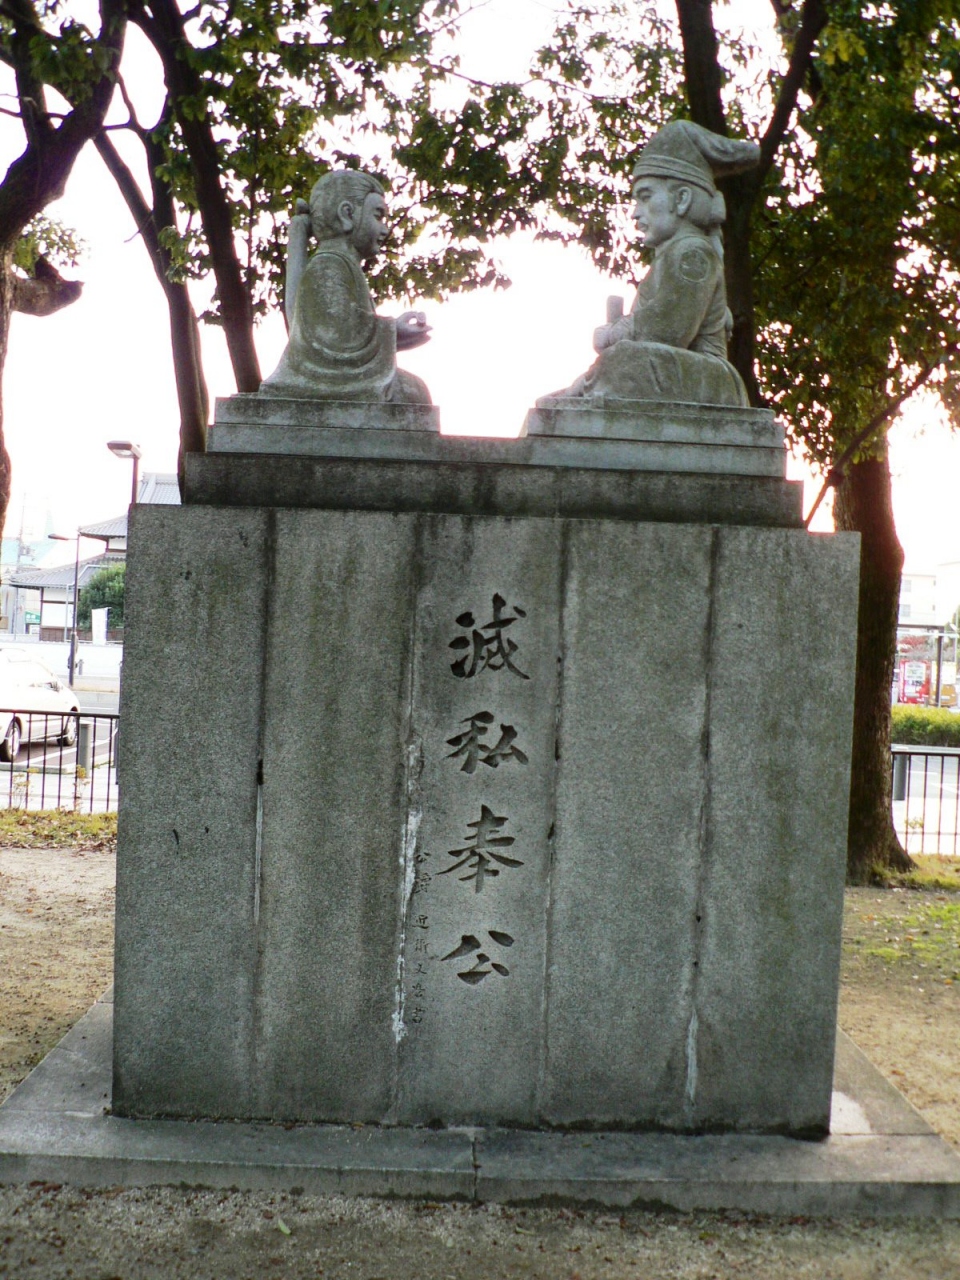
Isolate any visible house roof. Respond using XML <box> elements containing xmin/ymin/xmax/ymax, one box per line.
<box><xmin>76</xmin><ymin>472</ymin><xmax>180</xmax><ymax>547</ymax></box>
<box><xmin>5</xmin><ymin>471</ymin><xmax>180</xmax><ymax>583</ymax></box>
<box><xmin>137</xmin><ymin>473</ymin><xmax>180</xmax><ymax>505</ymax></box>
<box><xmin>7</xmin><ymin>551</ymin><xmax>125</xmax><ymax>591</ymax></box>
<box><xmin>80</xmin><ymin>515</ymin><xmax>128</xmax><ymax>542</ymax></box>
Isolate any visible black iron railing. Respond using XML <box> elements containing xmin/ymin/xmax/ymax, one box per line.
<box><xmin>0</xmin><ymin>709</ymin><xmax>118</xmax><ymax>812</ymax></box>
<box><xmin>891</xmin><ymin>743</ymin><xmax>960</xmax><ymax>857</ymax></box>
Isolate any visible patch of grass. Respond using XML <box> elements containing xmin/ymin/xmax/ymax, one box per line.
<box><xmin>845</xmin><ymin>891</ymin><xmax>960</xmax><ymax>980</ymax></box>
<box><xmin>0</xmin><ymin>809</ymin><xmax>116</xmax><ymax>851</ymax></box>
<box><xmin>875</xmin><ymin>854</ymin><xmax>960</xmax><ymax>892</ymax></box>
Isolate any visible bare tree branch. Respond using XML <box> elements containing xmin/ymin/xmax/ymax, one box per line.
<box><xmin>758</xmin><ymin>0</ymin><xmax>828</xmax><ymax>182</ymax></box>
<box><xmin>803</xmin><ymin>346</ymin><xmax>960</xmax><ymax>527</ymax></box>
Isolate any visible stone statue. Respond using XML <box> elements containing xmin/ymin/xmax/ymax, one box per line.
<box><xmin>549</xmin><ymin>121</ymin><xmax>760</xmax><ymax>408</ymax></box>
<box><xmin>261</xmin><ymin>170</ymin><xmax>432</xmax><ymax>404</ymax></box>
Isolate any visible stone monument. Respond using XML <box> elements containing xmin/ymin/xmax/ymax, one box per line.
<box><xmin>543</xmin><ymin>120</ymin><xmax>758</xmax><ymax>409</ymax></box>
<box><xmin>263</xmin><ymin>169</ymin><xmax>432</xmax><ymax>405</ymax></box>
<box><xmin>113</xmin><ymin>131</ymin><xmax>859</xmax><ymax>1139</ymax></box>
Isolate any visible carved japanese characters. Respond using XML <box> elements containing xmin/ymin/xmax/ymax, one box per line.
<box><xmin>548</xmin><ymin>120</ymin><xmax>760</xmax><ymax>408</ymax></box>
<box><xmin>403</xmin><ymin>590</ymin><xmax>533</xmax><ymax>1027</ymax></box>
<box><xmin>261</xmin><ymin>170</ymin><xmax>432</xmax><ymax>403</ymax></box>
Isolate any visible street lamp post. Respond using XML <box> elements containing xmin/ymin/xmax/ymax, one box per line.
<box><xmin>107</xmin><ymin>440</ymin><xmax>142</xmax><ymax>506</ymax></box>
<box><xmin>49</xmin><ymin>532</ymin><xmax>81</xmax><ymax>688</ymax></box>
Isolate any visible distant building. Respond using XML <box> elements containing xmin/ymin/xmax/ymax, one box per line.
<box><xmin>896</xmin><ymin>561</ymin><xmax>960</xmax><ymax>706</ymax></box>
<box><xmin>898</xmin><ymin>569</ymin><xmax>939</xmax><ymax>626</ymax></box>
<box><xmin>2</xmin><ymin>473</ymin><xmax>179</xmax><ymax>639</ymax></box>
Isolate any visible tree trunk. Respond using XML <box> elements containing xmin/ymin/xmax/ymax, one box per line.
<box><xmin>11</xmin><ymin>258</ymin><xmax>82</xmax><ymax>316</ymax></box>
<box><xmin>674</xmin><ymin>0</ymin><xmax>726</xmax><ymax>135</ymax></box>
<box><xmin>94</xmin><ymin>130</ymin><xmax>209</xmax><ymax>490</ymax></box>
<box><xmin>130</xmin><ymin>0</ymin><xmax>262</xmax><ymax>392</ymax></box>
<box><xmin>833</xmin><ymin>449</ymin><xmax>914</xmax><ymax>881</ymax></box>
<box><xmin>166</xmin><ymin>285</ymin><xmax>208</xmax><ymax>493</ymax></box>
<box><xmin>721</xmin><ymin>185</ymin><xmax>762</xmax><ymax>407</ymax></box>
<box><xmin>0</xmin><ymin>260</ymin><xmax>15</xmax><ymax>531</ymax></box>
<box><xmin>0</xmin><ymin>0</ymin><xmax>126</xmax><ymax>539</ymax></box>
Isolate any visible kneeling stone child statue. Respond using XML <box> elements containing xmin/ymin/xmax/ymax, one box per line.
<box><xmin>549</xmin><ymin>120</ymin><xmax>760</xmax><ymax>409</ymax></box>
<box><xmin>261</xmin><ymin>169</ymin><xmax>432</xmax><ymax>405</ymax></box>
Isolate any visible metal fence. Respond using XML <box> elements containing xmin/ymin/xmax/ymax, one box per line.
<box><xmin>0</xmin><ymin>709</ymin><xmax>118</xmax><ymax>812</ymax></box>
<box><xmin>0</xmin><ymin>716</ymin><xmax>955</xmax><ymax>838</ymax></box>
<box><xmin>891</xmin><ymin>744</ymin><xmax>960</xmax><ymax>857</ymax></box>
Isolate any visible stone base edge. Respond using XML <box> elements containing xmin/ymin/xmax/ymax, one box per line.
<box><xmin>215</xmin><ymin>394</ymin><xmax>440</xmax><ymax>434</ymax></box>
<box><xmin>184</xmin><ymin>454</ymin><xmax>804</xmax><ymax>527</ymax></box>
<box><xmin>525</xmin><ymin>399</ymin><xmax>781</xmax><ymax>449</ymax></box>
<box><xmin>1</xmin><ymin>998</ymin><xmax>958</xmax><ymax>1216</ymax></box>
<box><xmin>206</xmin><ymin>423</ymin><xmax>784</xmax><ymax>478</ymax></box>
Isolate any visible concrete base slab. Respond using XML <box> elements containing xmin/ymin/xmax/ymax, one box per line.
<box><xmin>1</xmin><ymin>994</ymin><xmax>958</xmax><ymax>1215</ymax></box>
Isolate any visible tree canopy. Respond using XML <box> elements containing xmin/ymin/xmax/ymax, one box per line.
<box><xmin>390</xmin><ymin>0</ymin><xmax>960</xmax><ymax>878</ymax></box>
<box><xmin>0</xmin><ymin>0</ymin><xmax>126</xmax><ymax>526</ymax></box>
<box><xmin>77</xmin><ymin>563</ymin><xmax>125</xmax><ymax>630</ymax></box>
<box><xmin>5</xmin><ymin>0</ymin><xmax>958</xmax><ymax>878</ymax></box>
<box><xmin>90</xmin><ymin>0</ymin><xmax>516</xmax><ymax>474</ymax></box>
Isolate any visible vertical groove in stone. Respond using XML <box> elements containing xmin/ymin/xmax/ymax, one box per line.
<box><xmin>390</xmin><ymin>513</ymin><xmax>427</xmax><ymax>1122</ymax></box>
<box><xmin>684</xmin><ymin>524</ymin><xmax>720</xmax><ymax>1121</ymax></box>
<box><xmin>535</xmin><ymin>518</ymin><xmax>571</xmax><ymax>1121</ymax></box>
<box><xmin>251</xmin><ymin>507</ymin><xmax>278</xmax><ymax>1108</ymax></box>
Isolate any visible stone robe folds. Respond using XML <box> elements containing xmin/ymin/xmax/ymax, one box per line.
<box><xmin>262</xmin><ymin>242</ymin><xmax>431</xmax><ymax>404</ymax></box>
<box><xmin>564</xmin><ymin>226</ymin><xmax>748</xmax><ymax>408</ymax></box>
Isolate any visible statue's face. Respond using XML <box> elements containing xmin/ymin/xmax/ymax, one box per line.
<box><xmin>632</xmin><ymin>178</ymin><xmax>684</xmax><ymax>247</ymax></box>
<box><xmin>348</xmin><ymin>192</ymin><xmax>390</xmax><ymax>261</ymax></box>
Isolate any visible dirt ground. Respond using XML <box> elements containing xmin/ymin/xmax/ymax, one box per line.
<box><xmin>0</xmin><ymin>846</ymin><xmax>115</xmax><ymax>1103</ymax></box>
<box><xmin>1</xmin><ymin>846</ymin><xmax>960</xmax><ymax>1280</ymax></box>
<box><xmin>839</xmin><ymin>883</ymin><xmax>960</xmax><ymax>1150</ymax></box>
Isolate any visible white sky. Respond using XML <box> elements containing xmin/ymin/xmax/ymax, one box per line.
<box><xmin>2</xmin><ymin>0</ymin><xmax>959</xmax><ymax>577</ymax></box>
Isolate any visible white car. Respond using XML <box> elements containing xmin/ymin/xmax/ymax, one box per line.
<box><xmin>0</xmin><ymin>649</ymin><xmax>80</xmax><ymax>761</ymax></box>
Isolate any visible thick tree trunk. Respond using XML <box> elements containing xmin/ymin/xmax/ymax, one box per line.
<box><xmin>674</xmin><ymin>0</ymin><xmax>726</xmax><ymax>135</ymax></box>
<box><xmin>674</xmin><ymin>0</ymin><xmax>828</xmax><ymax>410</ymax></box>
<box><xmin>0</xmin><ymin>262</ymin><xmax>14</xmax><ymax>533</ymax></box>
<box><xmin>722</xmin><ymin>187</ymin><xmax>762</xmax><ymax>407</ymax></box>
<box><xmin>833</xmin><ymin>450</ymin><xmax>914</xmax><ymax>882</ymax></box>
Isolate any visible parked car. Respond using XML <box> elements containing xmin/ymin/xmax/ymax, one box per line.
<box><xmin>0</xmin><ymin>649</ymin><xmax>80</xmax><ymax>761</ymax></box>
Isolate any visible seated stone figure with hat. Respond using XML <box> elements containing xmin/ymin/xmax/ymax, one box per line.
<box><xmin>262</xmin><ymin>169</ymin><xmax>432</xmax><ymax>404</ymax></box>
<box><xmin>553</xmin><ymin>120</ymin><xmax>760</xmax><ymax>408</ymax></box>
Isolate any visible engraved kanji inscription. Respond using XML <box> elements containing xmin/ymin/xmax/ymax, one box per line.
<box><xmin>407</xmin><ymin>913</ymin><xmax>430</xmax><ymax>1021</ymax></box>
<box><xmin>449</xmin><ymin>594</ymin><xmax>530</xmax><ymax>680</ymax></box>
<box><xmin>446</xmin><ymin>712</ymin><xmax>529</xmax><ymax>774</ymax></box>
<box><xmin>439</xmin><ymin>804</ymin><xmax>524</xmax><ymax>893</ymax></box>
<box><xmin>412</xmin><ymin>850</ymin><xmax>432</xmax><ymax>894</ymax></box>
<box><xmin>441</xmin><ymin>930</ymin><xmax>515</xmax><ymax>984</ymax></box>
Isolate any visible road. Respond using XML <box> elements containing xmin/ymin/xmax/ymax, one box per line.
<box><xmin>0</xmin><ymin>716</ymin><xmax>118</xmax><ymax>812</ymax></box>
<box><xmin>893</xmin><ymin>749</ymin><xmax>960</xmax><ymax>856</ymax></box>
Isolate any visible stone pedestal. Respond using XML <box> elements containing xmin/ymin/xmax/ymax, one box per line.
<box><xmin>113</xmin><ymin>399</ymin><xmax>859</xmax><ymax>1137</ymax></box>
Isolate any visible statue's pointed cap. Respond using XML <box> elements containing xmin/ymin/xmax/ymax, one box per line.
<box><xmin>632</xmin><ymin>120</ymin><xmax>760</xmax><ymax>193</ymax></box>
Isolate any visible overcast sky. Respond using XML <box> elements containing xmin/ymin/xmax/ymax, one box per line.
<box><xmin>1</xmin><ymin>0</ymin><xmax>958</xmax><ymax>575</ymax></box>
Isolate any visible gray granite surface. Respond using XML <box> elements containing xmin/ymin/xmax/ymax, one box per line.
<box><xmin>184</xmin><ymin>453</ymin><xmax>804</xmax><ymax>528</ymax></box>
<box><xmin>114</xmin><ymin>503</ymin><xmax>858</xmax><ymax>1133</ymax></box>
<box><xmin>3</xmin><ymin>998</ymin><xmax>959</xmax><ymax>1216</ymax></box>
